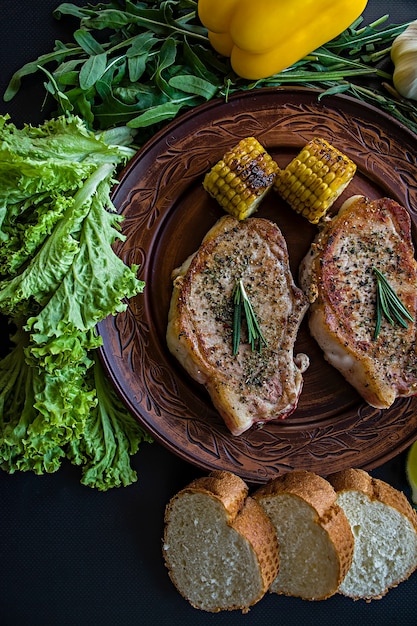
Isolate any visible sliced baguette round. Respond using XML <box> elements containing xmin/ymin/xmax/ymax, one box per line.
<box><xmin>162</xmin><ymin>470</ymin><xmax>280</xmax><ymax>613</ymax></box>
<box><xmin>253</xmin><ymin>470</ymin><xmax>354</xmax><ymax>600</ymax></box>
<box><xmin>328</xmin><ymin>468</ymin><xmax>417</xmax><ymax>600</ymax></box>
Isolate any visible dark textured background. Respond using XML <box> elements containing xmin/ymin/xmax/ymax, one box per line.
<box><xmin>1</xmin><ymin>2</ymin><xmax>417</xmax><ymax>625</ymax></box>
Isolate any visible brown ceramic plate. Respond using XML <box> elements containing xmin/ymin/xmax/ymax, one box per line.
<box><xmin>97</xmin><ymin>87</ymin><xmax>417</xmax><ymax>483</ymax></box>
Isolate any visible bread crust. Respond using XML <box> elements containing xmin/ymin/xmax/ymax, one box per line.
<box><xmin>328</xmin><ymin>467</ymin><xmax>417</xmax><ymax>533</ymax></box>
<box><xmin>180</xmin><ymin>470</ymin><xmax>249</xmax><ymax>523</ymax></box>
<box><xmin>163</xmin><ymin>470</ymin><xmax>280</xmax><ymax>612</ymax></box>
<box><xmin>253</xmin><ymin>470</ymin><xmax>354</xmax><ymax>599</ymax></box>
<box><xmin>328</xmin><ymin>468</ymin><xmax>417</xmax><ymax>600</ymax></box>
<box><xmin>163</xmin><ymin>468</ymin><xmax>417</xmax><ymax>609</ymax></box>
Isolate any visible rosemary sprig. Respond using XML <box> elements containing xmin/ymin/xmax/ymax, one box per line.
<box><xmin>373</xmin><ymin>267</ymin><xmax>414</xmax><ymax>339</ymax></box>
<box><xmin>232</xmin><ymin>279</ymin><xmax>267</xmax><ymax>355</ymax></box>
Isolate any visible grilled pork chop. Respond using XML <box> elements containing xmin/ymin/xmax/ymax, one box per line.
<box><xmin>167</xmin><ymin>215</ymin><xmax>310</xmax><ymax>436</ymax></box>
<box><xmin>300</xmin><ymin>195</ymin><xmax>417</xmax><ymax>408</ymax></box>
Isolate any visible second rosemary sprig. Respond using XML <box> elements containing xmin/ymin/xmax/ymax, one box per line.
<box><xmin>373</xmin><ymin>267</ymin><xmax>414</xmax><ymax>339</ymax></box>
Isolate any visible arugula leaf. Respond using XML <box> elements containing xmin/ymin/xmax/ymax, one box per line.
<box><xmin>127</xmin><ymin>99</ymin><xmax>189</xmax><ymax>127</ymax></box>
<box><xmin>74</xmin><ymin>29</ymin><xmax>106</xmax><ymax>56</ymax></box>
<box><xmin>168</xmin><ymin>74</ymin><xmax>219</xmax><ymax>99</ymax></box>
<box><xmin>79</xmin><ymin>52</ymin><xmax>109</xmax><ymax>90</ymax></box>
<box><xmin>3</xmin><ymin>0</ymin><xmax>220</xmax><ymax>136</ymax></box>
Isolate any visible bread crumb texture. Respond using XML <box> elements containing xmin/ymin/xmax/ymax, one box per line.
<box><xmin>162</xmin><ymin>468</ymin><xmax>417</xmax><ymax>611</ymax></box>
<box><xmin>329</xmin><ymin>468</ymin><xmax>417</xmax><ymax>600</ymax></box>
<box><xmin>162</xmin><ymin>470</ymin><xmax>279</xmax><ymax>613</ymax></box>
<box><xmin>253</xmin><ymin>470</ymin><xmax>354</xmax><ymax>600</ymax></box>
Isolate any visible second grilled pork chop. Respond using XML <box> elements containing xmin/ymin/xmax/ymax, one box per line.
<box><xmin>300</xmin><ymin>195</ymin><xmax>417</xmax><ymax>409</ymax></box>
<box><xmin>167</xmin><ymin>215</ymin><xmax>309</xmax><ymax>436</ymax></box>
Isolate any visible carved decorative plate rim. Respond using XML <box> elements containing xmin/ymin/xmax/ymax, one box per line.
<box><xmin>98</xmin><ymin>87</ymin><xmax>417</xmax><ymax>483</ymax></box>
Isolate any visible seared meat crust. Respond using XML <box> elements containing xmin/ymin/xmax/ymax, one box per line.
<box><xmin>167</xmin><ymin>215</ymin><xmax>309</xmax><ymax>436</ymax></box>
<box><xmin>300</xmin><ymin>195</ymin><xmax>417</xmax><ymax>408</ymax></box>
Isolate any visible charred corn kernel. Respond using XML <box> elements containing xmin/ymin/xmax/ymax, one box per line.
<box><xmin>203</xmin><ymin>137</ymin><xmax>279</xmax><ymax>220</ymax></box>
<box><xmin>274</xmin><ymin>137</ymin><xmax>357</xmax><ymax>224</ymax></box>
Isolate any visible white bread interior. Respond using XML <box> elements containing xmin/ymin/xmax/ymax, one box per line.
<box><xmin>162</xmin><ymin>470</ymin><xmax>280</xmax><ymax>613</ymax></box>
<box><xmin>162</xmin><ymin>467</ymin><xmax>417</xmax><ymax>610</ymax></box>
<box><xmin>253</xmin><ymin>470</ymin><xmax>354</xmax><ymax>600</ymax></box>
<box><xmin>328</xmin><ymin>468</ymin><xmax>417</xmax><ymax>600</ymax></box>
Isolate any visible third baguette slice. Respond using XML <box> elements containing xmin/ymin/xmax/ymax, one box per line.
<box><xmin>253</xmin><ymin>470</ymin><xmax>354</xmax><ymax>600</ymax></box>
<box><xmin>328</xmin><ymin>468</ymin><xmax>417</xmax><ymax>600</ymax></box>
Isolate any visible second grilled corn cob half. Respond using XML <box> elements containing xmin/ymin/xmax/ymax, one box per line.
<box><xmin>203</xmin><ymin>137</ymin><xmax>279</xmax><ymax>220</ymax></box>
<box><xmin>274</xmin><ymin>137</ymin><xmax>357</xmax><ymax>224</ymax></box>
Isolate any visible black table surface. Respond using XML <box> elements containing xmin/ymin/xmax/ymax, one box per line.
<box><xmin>1</xmin><ymin>2</ymin><xmax>417</xmax><ymax>625</ymax></box>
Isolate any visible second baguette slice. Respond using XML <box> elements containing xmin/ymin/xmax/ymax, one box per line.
<box><xmin>253</xmin><ymin>470</ymin><xmax>354</xmax><ymax>600</ymax></box>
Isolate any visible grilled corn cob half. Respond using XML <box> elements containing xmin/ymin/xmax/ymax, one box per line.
<box><xmin>274</xmin><ymin>137</ymin><xmax>357</xmax><ymax>224</ymax></box>
<box><xmin>203</xmin><ymin>137</ymin><xmax>279</xmax><ymax>220</ymax></box>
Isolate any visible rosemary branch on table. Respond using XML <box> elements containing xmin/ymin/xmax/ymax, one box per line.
<box><xmin>373</xmin><ymin>267</ymin><xmax>414</xmax><ymax>339</ymax></box>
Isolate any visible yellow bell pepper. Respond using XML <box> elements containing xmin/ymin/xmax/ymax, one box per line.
<box><xmin>198</xmin><ymin>0</ymin><xmax>368</xmax><ymax>80</ymax></box>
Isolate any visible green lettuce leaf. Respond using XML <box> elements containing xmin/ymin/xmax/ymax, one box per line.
<box><xmin>0</xmin><ymin>113</ymin><xmax>151</xmax><ymax>489</ymax></box>
<box><xmin>0</xmin><ymin>114</ymin><xmax>134</xmax><ymax>275</ymax></box>
<box><xmin>26</xmin><ymin>167</ymin><xmax>141</xmax><ymax>341</ymax></box>
<box><xmin>67</xmin><ymin>353</ymin><xmax>153</xmax><ymax>491</ymax></box>
<box><xmin>0</xmin><ymin>324</ymin><xmax>81</xmax><ymax>475</ymax></box>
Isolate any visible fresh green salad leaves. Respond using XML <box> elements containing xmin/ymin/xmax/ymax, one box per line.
<box><xmin>0</xmin><ymin>113</ymin><xmax>152</xmax><ymax>490</ymax></box>
<box><xmin>4</xmin><ymin>0</ymin><xmax>225</xmax><ymax>142</ymax></box>
<box><xmin>4</xmin><ymin>2</ymin><xmax>417</xmax><ymax>139</ymax></box>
